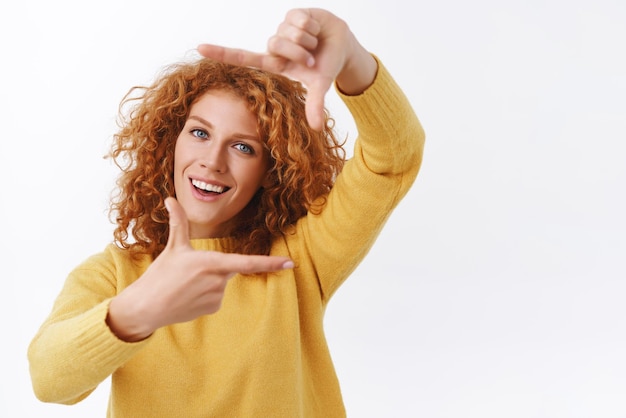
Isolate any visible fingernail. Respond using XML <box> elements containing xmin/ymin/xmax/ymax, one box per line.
<box><xmin>307</xmin><ymin>56</ymin><xmax>315</xmax><ymax>67</ymax></box>
<box><xmin>282</xmin><ymin>260</ymin><xmax>295</xmax><ymax>269</ymax></box>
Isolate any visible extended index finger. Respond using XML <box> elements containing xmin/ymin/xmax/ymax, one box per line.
<box><xmin>197</xmin><ymin>44</ymin><xmax>261</xmax><ymax>67</ymax></box>
<box><xmin>197</xmin><ymin>44</ymin><xmax>286</xmax><ymax>73</ymax></box>
<box><xmin>203</xmin><ymin>251</ymin><xmax>294</xmax><ymax>275</ymax></box>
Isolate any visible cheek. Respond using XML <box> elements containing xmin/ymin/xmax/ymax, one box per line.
<box><xmin>173</xmin><ymin>143</ymin><xmax>187</xmax><ymax>190</ymax></box>
<box><xmin>173</xmin><ymin>140</ymin><xmax>189</xmax><ymax>173</ymax></box>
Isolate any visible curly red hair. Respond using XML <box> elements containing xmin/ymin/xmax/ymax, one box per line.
<box><xmin>108</xmin><ymin>58</ymin><xmax>346</xmax><ymax>258</ymax></box>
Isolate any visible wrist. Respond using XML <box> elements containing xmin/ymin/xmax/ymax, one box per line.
<box><xmin>335</xmin><ymin>47</ymin><xmax>378</xmax><ymax>95</ymax></box>
<box><xmin>106</xmin><ymin>295</ymin><xmax>154</xmax><ymax>342</ymax></box>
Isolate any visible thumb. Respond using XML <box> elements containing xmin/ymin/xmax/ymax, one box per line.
<box><xmin>164</xmin><ymin>197</ymin><xmax>192</xmax><ymax>250</ymax></box>
<box><xmin>305</xmin><ymin>78</ymin><xmax>332</xmax><ymax>131</ymax></box>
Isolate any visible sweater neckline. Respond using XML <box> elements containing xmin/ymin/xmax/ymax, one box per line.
<box><xmin>189</xmin><ymin>237</ymin><xmax>236</xmax><ymax>252</ymax></box>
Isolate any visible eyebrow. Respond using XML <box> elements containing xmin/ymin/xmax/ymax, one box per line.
<box><xmin>187</xmin><ymin>115</ymin><xmax>262</xmax><ymax>142</ymax></box>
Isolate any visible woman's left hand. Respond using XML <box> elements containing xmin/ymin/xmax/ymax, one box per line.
<box><xmin>197</xmin><ymin>8</ymin><xmax>377</xmax><ymax>130</ymax></box>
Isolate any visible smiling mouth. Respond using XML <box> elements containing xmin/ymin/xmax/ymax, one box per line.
<box><xmin>191</xmin><ymin>179</ymin><xmax>230</xmax><ymax>195</ymax></box>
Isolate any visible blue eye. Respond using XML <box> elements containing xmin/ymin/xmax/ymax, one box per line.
<box><xmin>191</xmin><ymin>128</ymin><xmax>208</xmax><ymax>139</ymax></box>
<box><xmin>235</xmin><ymin>143</ymin><xmax>253</xmax><ymax>154</ymax></box>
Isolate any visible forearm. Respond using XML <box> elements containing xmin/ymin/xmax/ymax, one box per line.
<box><xmin>339</xmin><ymin>56</ymin><xmax>425</xmax><ymax>176</ymax></box>
<box><xmin>28</xmin><ymin>300</ymin><xmax>148</xmax><ymax>403</ymax></box>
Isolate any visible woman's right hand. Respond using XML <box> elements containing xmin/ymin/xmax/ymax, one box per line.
<box><xmin>106</xmin><ymin>197</ymin><xmax>293</xmax><ymax>342</ymax></box>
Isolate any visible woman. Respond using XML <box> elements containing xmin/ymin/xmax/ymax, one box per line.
<box><xmin>29</xmin><ymin>7</ymin><xmax>425</xmax><ymax>417</ymax></box>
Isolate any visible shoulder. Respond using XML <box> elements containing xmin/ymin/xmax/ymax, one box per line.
<box><xmin>72</xmin><ymin>243</ymin><xmax>152</xmax><ymax>277</ymax></box>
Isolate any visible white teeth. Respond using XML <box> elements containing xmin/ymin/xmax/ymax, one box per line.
<box><xmin>191</xmin><ymin>179</ymin><xmax>226</xmax><ymax>193</ymax></box>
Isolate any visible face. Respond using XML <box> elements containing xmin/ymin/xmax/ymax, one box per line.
<box><xmin>173</xmin><ymin>90</ymin><xmax>270</xmax><ymax>239</ymax></box>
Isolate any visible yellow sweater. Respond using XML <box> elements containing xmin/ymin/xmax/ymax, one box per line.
<box><xmin>28</xmin><ymin>58</ymin><xmax>425</xmax><ymax>417</ymax></box>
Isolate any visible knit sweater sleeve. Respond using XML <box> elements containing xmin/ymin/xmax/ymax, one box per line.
<box><xmin>27</xmin><ymin>246</ymin><xmax>151</xmax><ymax>404</ymax></box>
<box><xmin>299</xmin><ymin>55</ymin><xmax>425</xmax><ymax>301</ymax></box>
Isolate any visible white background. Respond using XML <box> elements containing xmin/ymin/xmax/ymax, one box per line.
<box><xmin>2</xmin><ymin>0</ymin><xmax>625</xmax><ymax>417</ymax></box>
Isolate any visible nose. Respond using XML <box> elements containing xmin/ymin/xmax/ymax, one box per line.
<box><xmin>200</xmin><ymin>143</ymin><xmax>227</xmax><ymax>173</ymax></box>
